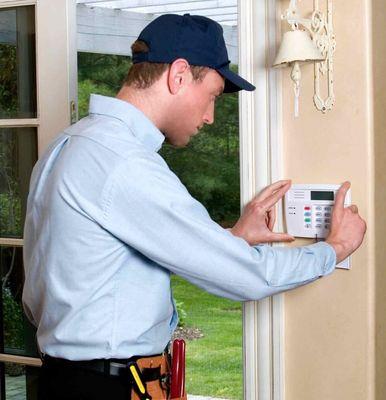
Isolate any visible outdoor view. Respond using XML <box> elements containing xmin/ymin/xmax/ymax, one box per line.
<box><xmin>0</xmin><ymin>2</ymin><xmax>243</xmax><ymax>399</ymax></box>
<box><xmin>78</xmin><ymin>51</ymin><xmax>243</xmax><ymax>399</ymax></box>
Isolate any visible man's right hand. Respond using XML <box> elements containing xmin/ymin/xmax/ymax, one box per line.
<box><xmin>326</xmin><ymin>182</ymin><xmax>366</xmax><ymax>264</ymax></box>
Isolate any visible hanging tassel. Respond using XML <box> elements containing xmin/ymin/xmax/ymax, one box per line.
<box><xmin>291</xmin><ymin>61</ymin><xmax>301</xmax><ymax>118</ymax></box>
<box><xmin>294</xmin><ymin>82</ymin><xmax>300</xmax><ymax>117</ymax></box>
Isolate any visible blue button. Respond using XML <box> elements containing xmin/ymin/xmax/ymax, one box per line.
<box><xmin>304</xmin><ymin>212</ymin><xmax>312</xmax><ymax>217</ymax></box>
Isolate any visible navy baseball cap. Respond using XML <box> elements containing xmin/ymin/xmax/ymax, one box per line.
<box><xmin>132</xmin><ymin>14</ymin><xmax>256</xmax><ymax>93</ymax></box>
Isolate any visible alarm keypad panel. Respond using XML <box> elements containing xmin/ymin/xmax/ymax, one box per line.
<box><xmin>285</xmin><ymin>184</ymin><xmax>351</xmax><ymax>239</ymax></box>
<box><xmin>285</xmin><ymin>184</ymin><xmax>351</xmax><ymax>270</ymax></box>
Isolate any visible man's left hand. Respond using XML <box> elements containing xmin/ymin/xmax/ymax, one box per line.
<box><xmin>229</xmin><ymin>180</ymin><xmax>295</xmax><ymax>245</ymax></box>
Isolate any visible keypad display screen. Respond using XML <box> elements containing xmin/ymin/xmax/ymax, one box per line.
<box><xmin>311</xmin><ymin>191</ymin><xmax>334</xmax><ymax>201</ymax></box>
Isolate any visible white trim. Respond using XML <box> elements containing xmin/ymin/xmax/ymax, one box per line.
<box><xmin>267</xmin><ymin>0</ymin><xmax>285</xmax><ymax>399</ymax></box>
<box><xmin>239</xmin><ymin>0</ymin><xmax>283</xmax><ymax>399</ymax></box>
<box><xmin>0</xmin><ymin>238</ymin><xmax>24</xmax><ymax>247</ymax></box>
<box><xmin>36</xmin><ymin>0</ymin><xmax>78</xmax><ymax>154</ymax></box>
<box><xmin>0</xmin><ymin>0</ymin><xmax>35</xmax><ymax>7</ymax></box>
<box><xmin>0</xmin><ymin>119</ymin><xmax>39</xmax><ymax>127</ymax></box>
<box><xmin>0</xmin><ymin>354</ymin><xmax>41</xmax><ymax>367</ymax></box>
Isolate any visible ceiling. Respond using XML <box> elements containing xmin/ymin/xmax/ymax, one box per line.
<box><xmin>76</xmin><ymin>0</ymin><xmax>238</xmax><ymax>26</ymax></box>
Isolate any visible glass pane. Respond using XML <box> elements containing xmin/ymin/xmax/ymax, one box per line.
<box><xmin>166</xmin><ymin>84</ymin><xmax>242</xmax><ymax>399</ymax></box>
<box><xmin>0</xmin><ymin>128</ymin><xmax>37</xmax><ymax>238</ymax></box>
<box><xmin>3</xmin><ymin>363</ymin><xmax>39</xmax><ymax>400</ymax></box>
<box><xmin>0</xmin><ymin>6</ymin><xmax>37</xmax><ymax>119</ymax></box>
<box><xmin>0</xmin><ymin>247</ymin><xmax>38</xmax><ymax>358</ymax></box>
<box><xmin>77</xmin><ymin>5</ymin><xmax>241</xmax><ymax>398</ymax></box>
<box><xmin>78</xmin><ymin>52</ymin><xmax>242</xmax><ymax>400</ymax></box>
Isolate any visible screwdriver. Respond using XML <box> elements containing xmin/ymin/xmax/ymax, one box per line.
<box><xmin>127</xmin><ymin>361</ymin><xmax>152</xmax><ymax>400</ymax></box>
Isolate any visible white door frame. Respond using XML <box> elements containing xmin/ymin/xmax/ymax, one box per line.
<box><xmin>239</xmin><ymin>1</ymin><xmax>284</xmax><ymax>399</ymax></box>
<box><xmin>0</xmin><ymin>0</ymin><xmax>77</xmax><ymax>367</ymax></box>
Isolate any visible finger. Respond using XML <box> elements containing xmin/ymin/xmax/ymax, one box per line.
<box><xmin>347</xmin><ymin>204</ymin><xmax>358</xmax><ymax>213</ymax></box>
<box><xmin>268</xmin><ymin>207</ymin><xmax>276</xmax><ymax>231</ymax></box>
<box><xmin>266</xmin><ymin>232</ymin><xmax>295</xmax><ymax>243</ymax></box>
<box><xmin>335</xmin><ymin>181</ymin><xmax>350</xmax><ymax>210</ymax></box>
<box><xmin>261</xmin><ymin>183</ymin><xmax>291</xmax><ymax>210</ymax></box>
<box><xmin>255</xmin><ymin>180</ymin><xmax>291</xmax><ymax>202</ymax></box>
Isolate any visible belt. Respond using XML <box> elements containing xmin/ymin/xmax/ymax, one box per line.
<box><xmin>42</xmin><ymin>354</ymin><xmax>164</xmax><ymax>379</ymax></box>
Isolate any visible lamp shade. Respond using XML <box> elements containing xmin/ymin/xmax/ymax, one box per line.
<box><xmin>273</xmin><ymin>30</ymin><xmax>324</xmax><ymax>67</ymax></box>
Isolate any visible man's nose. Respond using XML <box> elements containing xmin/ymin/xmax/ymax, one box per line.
<box><xmin>203</xmin><ymin>104</ymin><xmax>215</xmax><ymax>125</ymax></box>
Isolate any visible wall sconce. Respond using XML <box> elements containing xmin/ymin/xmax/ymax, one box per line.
<box><xmin>274</xmin><ymin>0</ymin><xmax>336</xmax><ymax>117</ymax></box>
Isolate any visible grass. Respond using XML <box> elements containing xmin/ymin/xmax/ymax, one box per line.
<box><xmin>171</xmin><ymin>275</ymin><xmax>243</xmax><ymax>399</ymax></box>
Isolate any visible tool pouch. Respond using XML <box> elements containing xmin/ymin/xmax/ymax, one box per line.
<box><xmin>130</xmin><ymin>354</ymin><xmax>187</xmax><ymax>400</ymax></box>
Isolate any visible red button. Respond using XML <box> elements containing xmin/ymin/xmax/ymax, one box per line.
<box><xmin>304</xmin><ymin>206</ymin><xmax>311</xmax><ymax>210</ymax></box>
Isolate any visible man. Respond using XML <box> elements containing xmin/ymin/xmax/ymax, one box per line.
<box><xmin>22</xmin><ymin>14</ymin><xmax>366</xmax><ymax>400</ymax></box>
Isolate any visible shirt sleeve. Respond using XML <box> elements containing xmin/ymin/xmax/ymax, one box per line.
<box><xmin>101</xmin><ymin>153</ymin><xmax>336</xmax><ymax>301</ymax></box>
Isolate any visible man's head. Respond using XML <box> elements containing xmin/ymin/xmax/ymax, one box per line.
<box><xmin>119</xmin><ymin>14</ymin><xmax>255</xmax><ymax>147</ymax></box>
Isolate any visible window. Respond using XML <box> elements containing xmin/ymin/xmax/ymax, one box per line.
<box><xmin>76</xmin><ymin>2</ymin><xmax>243</xmax><ymax>398</ymax></box>
<box><xmin>0</xmin><ymin>1</ymin><xmax>77</xmax><ymax>398</ymax></box>
<box><xmin>0</xmin><ymin>4</ymin><xmax>39</xmax><ymax>399</ymax></box>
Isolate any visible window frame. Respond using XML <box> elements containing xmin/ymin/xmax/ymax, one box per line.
<box><xmin>239</xmin><ymin>1</ymin><xmax>284</xmax><ymax>399</ymax></box>
<box><xmin>0</xmin><ymin>0</ymin><xmax>77</xmax><ymax>374</ymax></box>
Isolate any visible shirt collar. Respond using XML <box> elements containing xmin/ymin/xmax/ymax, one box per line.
<box><xmin>88</xmin><ymin>94</ymin><xmax>165</xmax><ymax>152</ymax></box>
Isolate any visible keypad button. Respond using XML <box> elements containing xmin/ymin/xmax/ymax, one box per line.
<box><xmin>315</xmin><ymin>212</ymin><xmax>322</xmax><ymax>217</ymax></box>
<box><xmin>325</xmin><ymin>218</ymin><xmax>330</xmax><ymax>223</ymax></box>
<box><xmin>315</xmin><ymin>224</ymin><xmax>322</xmax><ymax>228</ymax></box>
<box><xmin>324</xmin><ymin>206</ymin><xmax>332</xmax><ymax>212</ymax></box>
<box><xmin>325</xmin><ymin>224</ymin><xmax>330</xmax><ymax>229</ymax></box>
<box><xmin>304</xmin><ymin>224</ymin><xmax>312</xmax><ymax>228</ymax></box>
<box><xmin>304</xmin><ymin>212</ymin><xmax>312</xmax><ymax>217</ymax></box>
<box><xmin>304</xmin><ymin>218</ymin><xmax>311</xmax><ymax>223</ymax></box>
<box><xmin>324</xmin><ymin>213</ymin><xmax>331</xmax><ymax>217</ymax></box>
<box><xmin>304</xmin><ymin>206</ymin><xmax>311</xmax><ymax>210</ymax></box>
<box><xmin>315</xmin><ymin>218</ymin><xmax>323</xmax><ymax>223</ymax></box>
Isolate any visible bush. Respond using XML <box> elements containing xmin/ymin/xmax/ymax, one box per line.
<box><xmin>2</xmin><ymin>286</ymin><xmax>24</xmax><ymax>350</ymax></box>
<box><xmin>176</xmin><ymin>300</ymin><xmax>187</xmax><ymax>327</ymax></box>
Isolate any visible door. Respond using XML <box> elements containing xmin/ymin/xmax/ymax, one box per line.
<box><xmin>0</xmin><ymin>0</ymin><xmax>77</xmax><ymax>398</ymax></box>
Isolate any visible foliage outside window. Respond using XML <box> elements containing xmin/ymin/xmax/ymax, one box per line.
<box><xmin>78</xmin><ymin>52</ymin><xmax>243</xmax><ymax>399</ymax></box>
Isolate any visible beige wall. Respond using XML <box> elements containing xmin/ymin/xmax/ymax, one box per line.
<box><xmin>372</xmin><ymin>0</ymin><xmax>386</xmax><ymax>398</ymax></box>
<box><xmin>278</xmin><ymin>0</ymin><xmax>384</xmax><ymax>398</ymax></box>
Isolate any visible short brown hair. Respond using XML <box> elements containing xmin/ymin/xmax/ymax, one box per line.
<box><xmin>124</xmin><ymin>40</ymin><xmax>208</xmax><ymax>89</ymax></box>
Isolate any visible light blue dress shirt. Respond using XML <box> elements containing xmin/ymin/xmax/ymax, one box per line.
<box><xmin>22</xmin><ymin>94</ymin><xmax>336</xmax><ymax>361</ymax></box>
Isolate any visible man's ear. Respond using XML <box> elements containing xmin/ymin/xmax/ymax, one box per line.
<box><xmin>167</xmin><ymin>58</ymin><xmax>191</xmax><ymax>94</ymax></box>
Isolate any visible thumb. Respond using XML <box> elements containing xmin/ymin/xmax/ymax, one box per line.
<box><xmin>265</xmin><ymin>232</ymin><xmax>295</xmax><ymax>243</ymax></box>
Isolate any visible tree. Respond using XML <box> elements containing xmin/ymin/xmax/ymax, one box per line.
<box><xmin>78</xmin><ymin>53</ymin><xmax>240</xmax><ymax>226</ymax></box>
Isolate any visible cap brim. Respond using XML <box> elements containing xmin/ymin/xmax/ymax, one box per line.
<box><xmin>217</xmin><ymin>67</ymin><xmax>256</xmax><ymax>93</ymax></box>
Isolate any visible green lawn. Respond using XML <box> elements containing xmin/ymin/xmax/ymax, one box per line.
<box><xmin>171</xmin><ymin>275</ymin><xmax>243</xmax><ymax>399</ymax></box>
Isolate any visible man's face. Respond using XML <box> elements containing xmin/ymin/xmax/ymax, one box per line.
<box><xmin>164</xmin><ymin>68</ymin><xmax>225</xmax><ymax>147</ymax></box>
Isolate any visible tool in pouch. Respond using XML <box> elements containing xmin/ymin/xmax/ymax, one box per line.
<box><xmin>127</xmin><ymin>361</ymin><xmax>152</xmax><ymax>400</ymax></box>
<box><xmin>170</xmin><ymin>339</ymin><xmax>186</xmax><ymax>400</ymax></box>
<box><xmin>128</xmin><ymin>339</ymin><xmax>186</xmax><ymax>400</ymax></box>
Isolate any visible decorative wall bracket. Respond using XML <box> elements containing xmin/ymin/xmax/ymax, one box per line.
<box><xmin>281</xmin><ymin>0</ymin><xmax>336</xmax><ymax>114</ymax></box>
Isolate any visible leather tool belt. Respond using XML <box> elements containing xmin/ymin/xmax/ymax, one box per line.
<box><xmin>42</xmin><ymin>352</ymin><xmax>187</xmax><ymax>400</ymax></box>
<box><xmin>130</xmin><ymin>353</ymin><xmax>186</xmax><ymax>400</ymax></box>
